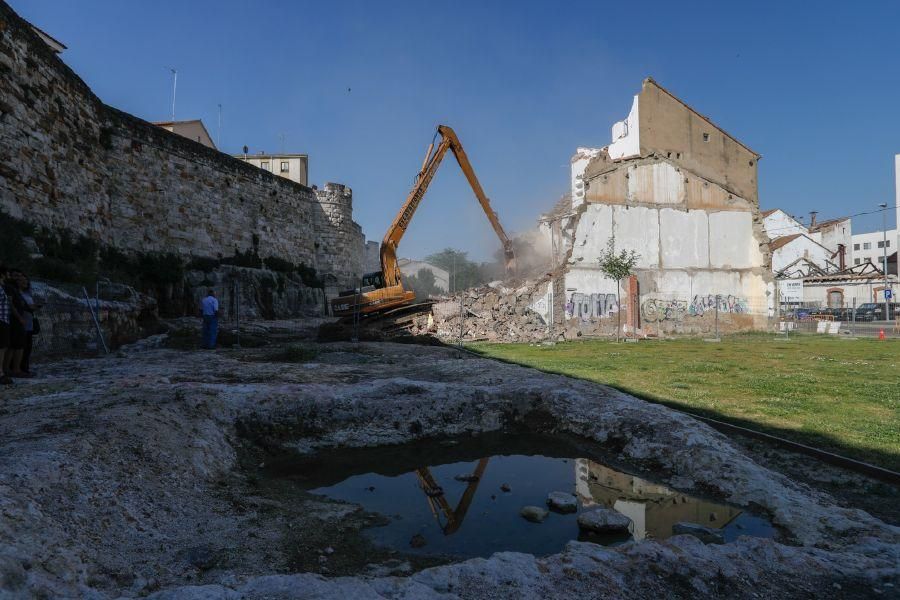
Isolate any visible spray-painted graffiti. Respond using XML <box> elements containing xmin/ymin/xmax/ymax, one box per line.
<box><xmin>641</xmin><ymin>299</ymin><xmax>687</xmax><ymax>322</ymax></box>
<box><xmin>689</xmin><ymin>294</ymin><xmax>749</xmax><ymax>316</ymax></box>
<box><xmin>566</xmin><ymin>292</ymin><xmax>618</xmax><ymax>320</ymax></box>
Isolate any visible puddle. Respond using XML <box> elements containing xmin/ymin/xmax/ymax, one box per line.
<box><xmin>263</xmin><ymin>434</ymin><xmax>775</xmax><ymax>561</ymax></box>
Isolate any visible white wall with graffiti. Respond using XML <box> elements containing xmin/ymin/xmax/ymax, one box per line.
<box><xmin>561</xmin><ymin>201</ymin><xmax>772</xmax><ymax>333</ymax></box>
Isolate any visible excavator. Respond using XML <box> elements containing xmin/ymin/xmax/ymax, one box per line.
<box><xmin>415</xmin><ymin>458</ymin><xmax>490</xmax><ymax>535</ymax></box>
<box><xmin>331</xmin><ymin>125</ymin><xmax>515</xmax><ymax>318</ymax></box>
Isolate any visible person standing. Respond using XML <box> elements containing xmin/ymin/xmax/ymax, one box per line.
<box><xmin>0</xmin><ymin>266</ymin><xmax>11</xmax><ymax>385</ymax></box>
<box><xmin>200</xmin><ymin>289</ymin><xmax>220</xmax><ymax>349</ymax></box>
<box><xmin>2</xmin><ymin>268</ymin><xmax>26</xmax><ymax>378</ymax></box>
<box><xmin>18</xmin><ymin>273</ymin><xmax>38</xmax><ymax>376</ymax></box>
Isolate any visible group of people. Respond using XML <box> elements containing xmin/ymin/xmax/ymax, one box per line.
<box><xmin>0</xmin><ymin>266</ymin><xmax>39</xmax><ymax>385</ymax></box>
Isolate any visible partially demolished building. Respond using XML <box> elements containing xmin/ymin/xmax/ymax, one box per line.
<box><xmin>423</xmin><ymin>79</ymin><xmax>774</xmax><ymax>341</ymax></box>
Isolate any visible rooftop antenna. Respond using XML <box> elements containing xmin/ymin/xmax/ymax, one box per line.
<box><xmin>217</xmin><ymin>103</ymin><xmax>222</xmax><ymax>148</ymax></box>
<box><xmin>169</xmin><ymin>67</ymin><xmax>177</xmax><ymax>121</ymax></box>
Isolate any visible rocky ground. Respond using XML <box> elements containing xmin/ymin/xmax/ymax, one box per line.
<box><xmin>0</xmin><ymin>324</ymin><xmax>898</xmax><ymax>599</ymax></box>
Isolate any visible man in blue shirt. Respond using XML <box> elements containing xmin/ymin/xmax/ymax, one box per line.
<box><xmin>200</xmin><ymin>289</ymin><xmax>220</xmax><ymax>349</ymax></box>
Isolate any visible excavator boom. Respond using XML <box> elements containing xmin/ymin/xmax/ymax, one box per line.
<box><xmin>331</xmin><ymin>125</ymin><xmax>515</xmax><ymax>318</ymax></box>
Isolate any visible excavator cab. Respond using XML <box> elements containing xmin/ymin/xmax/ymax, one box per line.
<box><xmin>360</xmin><ymin>271</ymin><xmax>386</xmax><ymax>290</ymax></box>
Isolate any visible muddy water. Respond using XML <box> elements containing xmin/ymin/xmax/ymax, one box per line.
<box><xmin>264</xmin><ymin>434</ymin><xmax>775</xmax><ymax>560</ymax></box>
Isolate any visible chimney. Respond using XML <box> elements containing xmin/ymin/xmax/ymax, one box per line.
<box><xmin>809</xmin><ymin>211</ymin><xmax>818</xmax><ymax>228</ymax></box>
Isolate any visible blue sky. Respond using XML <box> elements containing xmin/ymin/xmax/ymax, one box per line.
<box><xmin>11</xmin><ymin>0</ymin><xmax>900</xmax><ymax>260</ymax></box>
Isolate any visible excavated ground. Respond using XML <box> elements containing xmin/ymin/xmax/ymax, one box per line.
<box><xmin>0</xmin><ymin>329</ymin><xmax>898</xmax><ymax>599</ymax></box>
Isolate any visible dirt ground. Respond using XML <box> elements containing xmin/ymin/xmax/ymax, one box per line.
<box><xmin>0</xmin><ymin>321</ymin><xmax>897</xmax><ymax>599</ymax></box>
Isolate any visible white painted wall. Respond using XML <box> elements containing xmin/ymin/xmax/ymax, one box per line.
<box><xmin>852</xmin><ymin>229</ymin><xmax>897</xmax><ymax>268</ymax></box>
<box><xmin>771</xmin><ymin>235</ymin><xmax>832</xmax><ymax>274</ymax></box>
<box><xmin>608</xmin><ymin>95</ymin><xmax>640</xmax><ymax>161</ymax></box>
<box><xmin>763</xmin><ymin>209</ymin><xmax>806</xmax><ymax>240</ymax></box>
<box><xmin>564</xmin><ymin>201</ymin><xmax>769</xmax><ymax>327</ymax></box>
<box><xmin>570</xmin><ymin>148</ymin><xmax>602</xmax><ymax>208</ymax></box>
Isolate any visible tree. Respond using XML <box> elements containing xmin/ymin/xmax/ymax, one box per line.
<box><xmin>404</xmin><ymin>267</ymin><xmax>441</xmax><ymax>299</ymax></box>
<box><xmin>597</xmin><ymin>237</ymin><xmax>639</xmax><ymax>342</ymax></box>
<box><xmin>425</xmin><ymin>248</ymin><xmax>489</xmax><ymax>292</ymax></box>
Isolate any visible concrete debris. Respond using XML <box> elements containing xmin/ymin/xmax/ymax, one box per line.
<box><xmin>576</xmin><ymin>508</ymin><xmax>633</xmax><ymax>533</ymax></box>
<box><xmin>411</xmin><ymin>278</ymin><xmax>553</xmax><ymax>343</ymax></box>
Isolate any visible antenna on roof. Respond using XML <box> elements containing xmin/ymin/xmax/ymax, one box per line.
<box><xmin>168</xmin><ymin>67</ymin><xmax>177</xmax><ymax>121</ymax></box>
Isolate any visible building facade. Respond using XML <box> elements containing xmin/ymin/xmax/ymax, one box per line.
<box><xmin>236</xmin><ymin>153</ymin><xmax>309</xmax><ymax>187</ymax></box>
<box><xmin>538</xmin><ymin>79</ymin><xmax>773</xmax><ymax>336</ymax></box>
<box><xmin>153</xmin><ymin>120</ymin><xmax>217</xmax><ymax>149</ymax></box>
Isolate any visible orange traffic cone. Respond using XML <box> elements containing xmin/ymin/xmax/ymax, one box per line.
<box><xmin>879</xmin><ymin>329</ymin><xmax>886</xmax><ymax>340</ymax></box>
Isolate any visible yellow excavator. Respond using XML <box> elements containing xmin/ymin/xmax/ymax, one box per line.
<box><xmin>416</xmin><ymin>458</ymin><xmax>490</xmax><ymax>535</ymax></box>
<box><xmin>331</xmin><ymin>125</ymin><xmax>515</xmax><ymax>317</ymax></box>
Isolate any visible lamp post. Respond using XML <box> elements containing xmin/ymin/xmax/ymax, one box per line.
<box><xmin>880</xmin><ymin>202</ymin><xmax>889</xmax><ymax>322</ymax></box>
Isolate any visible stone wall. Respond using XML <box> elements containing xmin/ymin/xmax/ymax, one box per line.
<box><xmin>314</xmin><ymin>183</ymin><xmax>365</xmax><ymax>291</ymax></box>
<box><xmin>0</xmin><ymin>1</ymin><xmax>363</xmax><ymax>291</ymax></box>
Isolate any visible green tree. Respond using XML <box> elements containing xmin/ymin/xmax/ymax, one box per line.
<box><xmin>405</xmin><ymin>267</ymin><xmax>441</xmax><ymax>299</ymax></box>
<box><xmin>425</xmin><ymin>248</ymin><xmax>488</xmax><ymax>292</ymax></box>
<box><xmin>597</xmin><ymin>237</ymin><xmax>639</xmax><ymax>342</ymax></box>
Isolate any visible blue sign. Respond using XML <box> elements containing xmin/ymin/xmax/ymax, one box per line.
<box><xmin>886</xmin><ymin>289</ymin><xmax>893</xmax><ymax>300</ymax></box>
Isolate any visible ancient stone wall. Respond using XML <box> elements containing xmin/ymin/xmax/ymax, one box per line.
<box><xmin>0</xmin><ymin>1</ymin><xmax>363</xmax><ymax>290</ymax></box>
<box><xmin>314</xmin><ymin>183</ymin><xmax>365</xmax><ymax>290</ymax></box>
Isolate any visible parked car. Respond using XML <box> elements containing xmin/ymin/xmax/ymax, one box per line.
<box><xmin>855</xmin><ymin>303</ymin><xmax>899</xmax><ymax>321</ymax></box>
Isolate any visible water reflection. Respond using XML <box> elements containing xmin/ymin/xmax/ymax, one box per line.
<box><xmin>575</xmin><ymin>459</ymin><xmax>749</xmax><ymax>541</ymax></box>
<box><xmin>302</xmin><ymin>447</ymin><xmax>774</xmax><ymax>559</ymax></box>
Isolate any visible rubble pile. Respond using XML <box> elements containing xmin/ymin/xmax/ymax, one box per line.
<box><xmin>411</xmin><ymin>279</ymin><xmax>552</xmax><ymax>343</ymax></box>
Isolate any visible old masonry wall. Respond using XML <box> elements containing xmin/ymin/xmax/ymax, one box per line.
<box><xmin>0</xmin><ymin>1</ymin><xmax>364</xmax><ymax>289</ymax></box>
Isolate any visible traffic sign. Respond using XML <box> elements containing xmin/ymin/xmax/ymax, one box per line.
<box><xmin>886</xmin><ymin>289</ymin><xmax>893</xmax><ymax>300</ymax></box>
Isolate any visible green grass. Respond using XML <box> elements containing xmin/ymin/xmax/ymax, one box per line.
<box><xmin>469</xmin><ymin>334</ymin><xmax>900</xmax><ymax>471</ymax></box>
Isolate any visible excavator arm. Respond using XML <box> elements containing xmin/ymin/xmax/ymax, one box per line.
<box><xmin>380</xmin><ymin>125</ymin><xmax>515</xmax><ymax>288</ymax></box>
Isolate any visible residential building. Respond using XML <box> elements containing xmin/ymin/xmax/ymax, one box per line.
<box><xmin>852</xmin><ymin>229</ymin><xmax>897</xmax><ymax>272</ymax></box>
<box><xmin>29</xmin><ymin>23</ymin><xmax>65</xmax><ymax>54</ymax></box>
<box><xmin>538</xmin><ymin>78</ymin><xmax>772</xmax><ymax>335</ymax></box>
<box><xmin>235</xmin><ymin>153</ymin><xmax>309</xmax><ymax>187</ymax></box>
<box><xmin>153</xmin><ymin>120</ymin><xmax>216</xmax><ymax>149</ymax></box>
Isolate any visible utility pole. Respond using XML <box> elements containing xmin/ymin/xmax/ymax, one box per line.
<box><xmin>169</xmin><ymin>68</ymin><xmax>177</xmax><ymax>121</ymax></box>
<box><xmin>880</xmin><ymin>203</ymin><xmax>890</xmax><ymax>322</ymax></box>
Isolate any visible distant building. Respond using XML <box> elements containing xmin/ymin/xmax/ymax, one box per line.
<box><xmin>762</xmin><ymin>210</ymin><xmax>849</xmax><ymax>276</ymax></box>
<box><xmin>398</xmin><ymin>258</ymin><xmax>449</xmax><ymax>292</ymax></box>
<box><xmin>852</xmin><ymin>229</ymin><xmax>897</xmax><ymax>272</ymax></box>
<box><xmin>364</xmin><ymin>240</ymin><xmax>381</xmax><ymax>273</ymax></box>
<box><xmin>235</xmin><ymin>153</ymin><xmax>309</xmax><ymax>187</ymax></box>
<box><xmin>153</xmin><ymin>120</ymin><xmax>216</xmax><ymax>149</ymax></box>
<box><xmin>29</xmin><ymin>24</ymin><xmax>66</xmax><ymax>54</ymax></box>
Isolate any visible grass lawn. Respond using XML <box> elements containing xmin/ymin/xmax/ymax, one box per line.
<box><xmin>469</xmin><ymin>335</ymin><xmax>900</xmax><ymax>471</ymax></box>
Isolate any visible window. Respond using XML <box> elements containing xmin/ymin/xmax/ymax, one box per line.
<box><xmin>863</xmin><ymin>242</ymin><xmax>871</xmax><ymax>250</ymax></box>
<box><xmin>853</xmin><ymin>243</ymin><xmax>860</xmax><ymax>251</ymax></box>
<box><xmin>854</xmin><ymin>258</ymin><xmax>861</xmax><ymax>265</ymax></box>
<box><xmin>702</xmin><ymin>133</ymin><xmax>710</xmax><ymax>142</ymax></box>
<box><xmin>280</xmin><ymin>161</ymin><xmax>290</xmax><ymax>173</ymax></box>
<box><xmin>887</xmin><ymin>240</ymin><xmax>892</xmax><ymax>248</ymax></box>
<box><xmin>261</xmin><ymin>161</ymin><xmax>270</xmax><ymax>171</ymax></box>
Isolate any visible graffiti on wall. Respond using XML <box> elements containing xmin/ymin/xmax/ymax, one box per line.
<box><xmin>689</xmin><ymin>294</ymin><xmax>749</xmax><ymax>316</ymax></box>
<box><xmin>641</xmin><ymin>295</ymin><xmax>750</xmax><ymax>322</ymax></box>
<box><xmin>641</xmin><ymin>299</ymin><xmax>687</xmax><ymax>323</ymax></box>
<box><xmin>565</xmin><ymin>292</ymin><xmax>618</xmax><ymax>320</ymax></box>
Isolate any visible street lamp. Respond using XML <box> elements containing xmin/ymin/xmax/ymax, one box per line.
<box><xmin>880</xmin><ymin>202</ymin><xmax>889</xmax><ymax>322</ymax></box>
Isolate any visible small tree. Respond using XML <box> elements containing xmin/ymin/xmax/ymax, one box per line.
<box><xmin>597</xmin><ymin>237</ymin><xmax>639</xmax><ymax>341</ymax></box>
